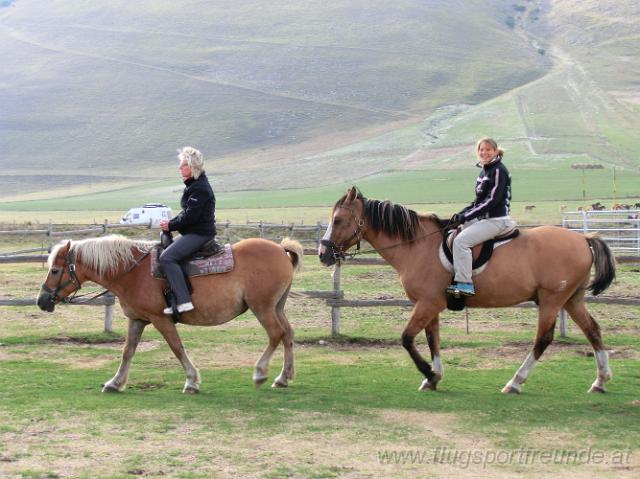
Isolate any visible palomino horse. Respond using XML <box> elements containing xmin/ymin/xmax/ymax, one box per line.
<box><xmin>37</xmin><ymin>235</ymin><xmax>303</xmax><ymax>393</ymax></box>
<box><xmin>319</xmin><ymin>187</ymin><xmax>616</xmax><ymax>394</ymax></box>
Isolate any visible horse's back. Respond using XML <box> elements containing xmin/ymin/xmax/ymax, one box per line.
<box><xmin>183</xmin><ymin>238</ymin><xmax>296</xmax><ymax>325</ymax></box>
<box><xmin>470</xmin><ymin>225</ymin><xmax>594</xmax><ymax>307</ymax></box>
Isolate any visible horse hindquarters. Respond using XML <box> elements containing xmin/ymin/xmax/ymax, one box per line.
<box><xmin>236</xmin><ymin>239</ymin><xmax>300</xmax><ymax>388</ymax></box>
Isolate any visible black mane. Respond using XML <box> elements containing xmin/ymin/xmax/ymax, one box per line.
<box><xmin>335</xmin><ymin>188</ymin><xmax>450</xmax><ymax>240</ymax></box>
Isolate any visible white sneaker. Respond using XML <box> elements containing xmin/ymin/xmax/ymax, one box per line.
<box><xmin>176</xmin><ymin>302</ymin><xmax>194</xmax><ymax>313</ymax></box>
<box><xmin>163</xmin><ymin>302</ymin><xmax>194</xmax><ymax>315</ymax></box>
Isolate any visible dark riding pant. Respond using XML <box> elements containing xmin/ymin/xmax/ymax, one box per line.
<box><xmin>159</xmin><ymin>233</ymin><xmax>212</xmax><ymax>304</ymax></box>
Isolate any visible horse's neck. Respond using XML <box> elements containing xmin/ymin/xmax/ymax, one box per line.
<box><xmin>77</xmin><ymin>252</ymin><xmax>138</xmax><ymax>297</ymax></box>
<box><xmin>365</xmin><ymin>222</ymin><xmax>441</xmax><ymax>271</ymax></box>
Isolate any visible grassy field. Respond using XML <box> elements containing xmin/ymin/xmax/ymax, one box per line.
<box><xmin>0</xmin><ymin>252</ymin><xmax>638</xmax><ymax>478</ymax></box>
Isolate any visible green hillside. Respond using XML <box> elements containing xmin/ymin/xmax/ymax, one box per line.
<box><xmin>0</xmin><ymin>0</ymin><xmax>547</xmax><ymax>193</ymax></box>
<box><xmin>1</xmin><ymin>0</ymin><xmax>639</xmax><ymax>215</ymax></box>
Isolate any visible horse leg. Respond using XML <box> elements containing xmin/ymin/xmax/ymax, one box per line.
<box><xmin>563</xmin><ymin>298</ymin><xmax>611</xmax><ymax>393</ymax></box>
<box><xmin>425</xmin><ymin>315</ymin><xmax>444</xmax><ymax>386</ymax></box>
<box><xmin>401</xmin><ymin>304</ymin><xmax>439</xmax><ymax>392</ymax></box>
<box><xmin>252</xmin><ymin>308</ymin><xmax>286</xmax><ymax>388</ymax></box>
<box><xmin>153</xmin><ymin>319</ymin><xmax>201</xmax><ymax>394</ymax></box>
<box><xmin>102</xmin><ymin>318</ymin><xmax>149</xmax><ymax>393</ymax></box>
<box><xmin>272</xmin><ymin>290</ymin><xmax>295</xmax><ymax>388</ymax></box>
<box><xmin>502</xmin><ymin>304</ymin><xmax>558</xmax><ymax>394</ymax></box>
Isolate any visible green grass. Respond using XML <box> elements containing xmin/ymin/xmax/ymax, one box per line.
<box><xmin>0</xmin><ymin>258</ymin><xmax>640</xmax><ymax>477</ymax></box>
<box><xmin>2</xmin><ymin>168</ymin><xmax>639</xmax><ymax>212</ymax></box>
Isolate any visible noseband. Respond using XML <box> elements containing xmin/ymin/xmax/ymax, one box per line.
<box><xmin>321</xmin><ymin>203</ymin><xmax>365</xmax><ymax>261</ymax></box>
<box><xmin>41</xmin><ymin>249</ymin><xmax>82</xmax><ymax>304</ymax></box>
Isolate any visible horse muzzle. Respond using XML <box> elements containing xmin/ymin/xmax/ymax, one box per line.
<box><xmin>318</xmin><ymin>239</ymin><xmax>343</xmax><ymax>266</ymax></box>
<box><xmin>37</xmin><ymin>291</ymin><xmax>56</xmax><ymax>312</ymax></box>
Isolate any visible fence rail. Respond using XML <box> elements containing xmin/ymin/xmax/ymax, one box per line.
<box><xmin>562</xmin><ymin>209</ymin><xmax>640</xmax><ymax>254</ymax></box>
<box><xmin>2</xmin><ymin>220</ymin><xmax>638</xmax><ymax>337</ymax></box>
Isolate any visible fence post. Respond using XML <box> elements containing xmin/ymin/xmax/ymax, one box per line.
<box><xmin>331</xmin><ymin>263</ymin><xmax>341</xmax><ymax>335</ymax></box>
<box><xmin>47</xmin><ymin>220</ymin><xmax>53</xmax><ymax>250</ymax></box>
<box><xmin>104</xmin><ymin>292</ymin><xmax>115</xmax><ymax>333</ymax></box>
<box><xmin>559</xmin><ymin>309</ymin><xmax>567</xmax><ymax>337</ymax></box>
<box><xmin>316</xmin><ymin>222</ymin><xmax>322</xmax><ymax>250</ymax></box>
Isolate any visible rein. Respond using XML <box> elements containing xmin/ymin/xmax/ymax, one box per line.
<box><xmin>344</xmin><ymin>228</ymin><xmax>445</xmax><ymax>259</ymax></box>
<box><xmin>43</xmin><ymin>247</ymin><xmax>150</xmax><ymax>305</ymax></box>
<box><xmin>323</xmin><ymin>200</ymin><xmax>455</xmax><ymax>261</ymax></box>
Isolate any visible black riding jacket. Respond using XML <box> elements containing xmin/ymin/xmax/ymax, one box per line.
<box><xmin>168</xmin><ymin>172</ymin><xmax>216</xmax><ymax>236</ymax></box>
<box><xmin>459</xmin><ymin>156</ymin><xmax>511</xmax><ymax>222</ymax></box>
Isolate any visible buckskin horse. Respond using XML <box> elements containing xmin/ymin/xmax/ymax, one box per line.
<box><xmin>37</xmin><ymin>235</ymin><xmax>303</xmax><ymax>393</ymax></box>
<box><xmin>319</xmin><ymin>187</ymin><xmax>616</xmax><ymax>394</ymax></box>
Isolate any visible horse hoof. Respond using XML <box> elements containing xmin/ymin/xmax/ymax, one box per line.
<box><xmin>102</xmin><ymin>384</ymin><xmax>121</xmax><ymax>393</ymax></box>
<box><xmin>418</xmin><ymin>378</ymin><xmax>438</xmax><ymax>392</ymax></box>
<box><xmin>183</xmin><ymin>386</ymin><xmax>199</xmax><ymax>394</ymax></box>
<box><xmin>271</xmin><ymin>380</ymin><xmax>288</xmax><ymax>388</ymax></box>
<box><xmin>501</xmin><ymin>385</ymin><xmax>521</xmax><ymax>395</ymax></box>
<box><xmin>253</xmin><ymin>376</ymin><xmax>268</xmax><ymax>388</ymax></box>
<box><xmin>588</xmin><ymin>385</ymin><xmax>606</xmax><ymax>393</ymax></box>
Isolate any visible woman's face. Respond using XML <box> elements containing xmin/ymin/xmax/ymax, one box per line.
<box><xmin>179</xmin><ymin>158</ymin><xmax>193</xmax><ymax>180</ymax></box>
<box><xmin>477</xmin><ymin>141</ymin><xmax>498</xmax><ymax>165</ymax></box>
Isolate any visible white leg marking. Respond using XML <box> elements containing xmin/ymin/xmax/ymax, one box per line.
<box><xmin>181</xmin><ymin>353</ymin><xmax>201</xmax><ymax>394</ymax></box>
<box><xmin>418</xmin><ymin>355</ymin><xmax>443</xmax><ymax>392</ymax></box>
<box><xmin>433</xmin><ymin>355</ymin><xmax>444</xmax><ymax>379</ymax></box>
<box><xmin>502</xmin><ymin>352</ymin><xmax>537</xmax><ymax>394</ymax></box>
<box><xmin>589</xmin><ymin>349</ymin><xmax>611</xmax><ymax>393</ymax></box>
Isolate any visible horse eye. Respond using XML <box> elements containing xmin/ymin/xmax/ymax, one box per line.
<box><xmin>333</xmin><ymin>218</ymin><xmax>342</xmax><ymax>226</ymax></box>
<box><xmin>51</xmin><ymin>268</ymin><xmax>61</xmax><ymax>275</ymax></box>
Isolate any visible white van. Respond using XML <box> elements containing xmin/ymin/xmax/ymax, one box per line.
<box><xmin>120</xmin><ymin>203</ymin><xmax>173</xmax><ymax>226</ymax></box>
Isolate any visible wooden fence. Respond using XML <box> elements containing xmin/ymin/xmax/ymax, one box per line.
<box><xmin>1</xmin><ymin>222</ymin><xmax>638</xmax><ymax>337</ymax></box>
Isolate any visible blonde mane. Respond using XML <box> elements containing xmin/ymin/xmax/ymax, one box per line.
<box><xmin>49</xmin><ymin>235</ymin><xmax>155</xmax><ymax>277</ymax></box>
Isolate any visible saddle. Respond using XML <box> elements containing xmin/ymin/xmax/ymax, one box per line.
<box><xmin>150</xmin><ymin>239</ymin><xmax>234</xmax><ymax>280</ymax></box>
<box><xmin>441</xmin><ymin>226</ymin><xmax>519</xmax><ymax>311</ymax></box>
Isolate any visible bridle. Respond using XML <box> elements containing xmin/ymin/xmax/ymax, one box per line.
<box><xmin>321</xmin><ymin>199</ymin><xmax>456</xmax><ymax>263</ymax></box>
<box><xmin>41</xmin><ymin>246</ymin><xmax>151</xmax><ymax>306</ymax></box>
<box><xmin>40</xmin><ymin>249</ymin><xmax>82</xmax><ymax>304</ymax></box>
<box><xmin>320</xmin><ymin>203</ymin><xmax>365</xmax><ymax>262</ymax></box>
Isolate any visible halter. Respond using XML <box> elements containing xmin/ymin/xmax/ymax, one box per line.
<box><xmin>40</xmin><ymin>249</ymin><xmax>82</xmax><ymax>304</ymax></box>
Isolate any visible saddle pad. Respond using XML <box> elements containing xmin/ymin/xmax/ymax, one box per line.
<box><xmin>439</xmin><ymin>229</ymin><xmax>519</xmax><ymax>274</ymax></box>
<box><xmin>151</xmin><ymin>244</ymin><xmax>234</xmax><ymax>278</ymax></box>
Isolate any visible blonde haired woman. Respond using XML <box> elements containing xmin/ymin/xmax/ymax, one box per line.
<box><xmin>447</xmin><ymin>138</ymin><xmax>515</xmax><ymax>297</ymax></box>
<box><xmin>159</xmin><ymin>147</ymin><xmax>216</xmax><ymax>314</ymax></box>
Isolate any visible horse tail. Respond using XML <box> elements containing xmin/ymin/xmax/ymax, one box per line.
<box><xmin>281</xmin><ymin>238</ymin><xmax>303</xmax><ymax>273</ymax></box>
<box><xmin>586</xmin><ymin>235</ymin><xmax>616</xmax><ymax>296</ymax></box>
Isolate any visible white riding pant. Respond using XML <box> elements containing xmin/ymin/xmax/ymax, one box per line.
<box><xmin>452</xmin><ymin>216</ymin><xmax>516</xmax><ymax>284</ymax></box>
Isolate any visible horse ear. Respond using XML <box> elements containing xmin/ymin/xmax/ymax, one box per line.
<box><xmin>60</xmin><ymin>240</ymin><xmax>71</xmax><ymax>254</ymax></box>
<box><xmin>345</xmin><ymin>186</ymin><xmax>358</xmax><ymax>204</ymax></box>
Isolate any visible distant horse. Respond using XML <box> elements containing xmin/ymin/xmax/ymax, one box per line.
<box><xmin>524</xmin><ymin>205</ymin><xmax>536</xmax><ymax>212</ymax></box>
<box><xmin>37</xmin><ymin>235</ymin><xmax>303</xmax><ymax>393</ymax></box>
<box><xmin>319</xmin><ymin>187</ymin><xmax>616</xmax><ymax>394</ymax></box>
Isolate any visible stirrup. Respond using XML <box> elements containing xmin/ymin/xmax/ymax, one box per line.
<box><xmin>446</xmin><ymin>282</ymin><xmax>475</xmax><ymax>297</ymax></box>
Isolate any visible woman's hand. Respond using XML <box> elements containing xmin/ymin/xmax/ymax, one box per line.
<box><xmin>159</xmin><ymin>219</ymin><xmax>169</xmax><ymax>231</ymax></box>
